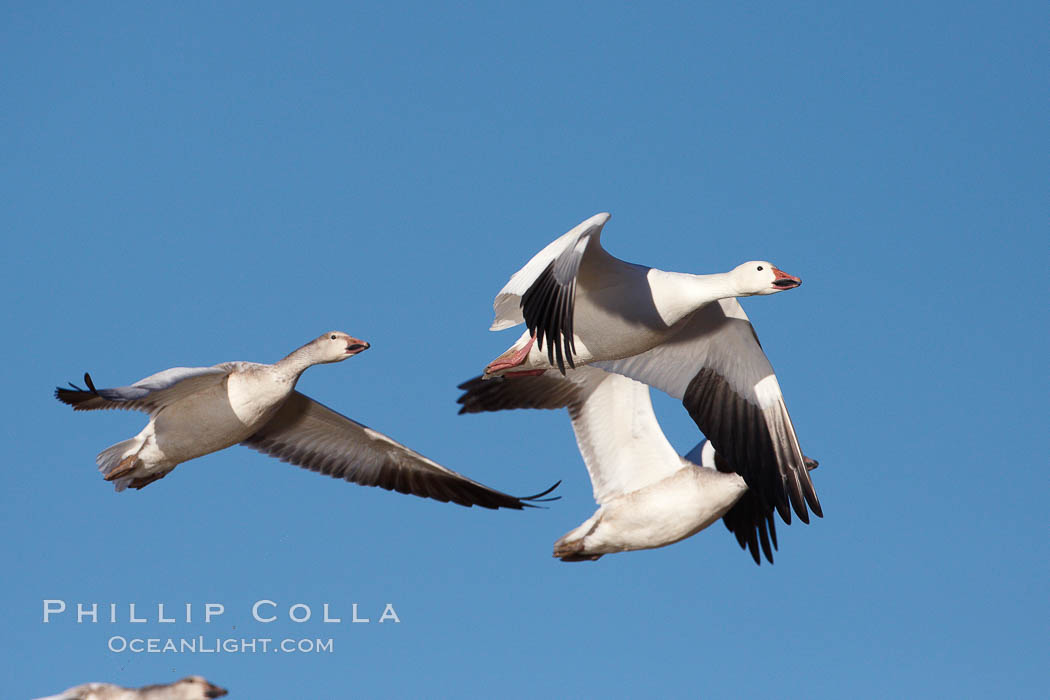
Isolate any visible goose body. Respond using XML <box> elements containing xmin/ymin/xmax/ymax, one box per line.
<box><xmin>552</xmin><ymin>449</ymin><xmax>747</xmax><ymax>561</ymax></box>
<box><xmin>56</xmin><ymin>332</ymin><xmax>556</xmax><ymax>509</ymax></box>
<box><xmin>105</xmin><ymin>362</ymin><xmax>296</xmax><ymax>485</ymax></box>
<box><xmin>32</xmin><ymin>675</ymin><xmax>227</xmax><ymax>700</ymax></box>
<box><xmin>485</xmin><ymin>212</ymin><xmax>801</xmax><ymax>376</ymax></box>
<box><xmin>458</xmin><ymin>366</ymin><xmax>817</xmax><ymax>562</ymax></box>
<box><xmin>482</xmin><ymin>213</ymin><xmax>820</xmax><ymax>525</ymax></box>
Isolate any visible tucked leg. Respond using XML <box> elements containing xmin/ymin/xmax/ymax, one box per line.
<box><xmin>484</xmin><ymin>334</ymin><xmax>537</xmax><ymax>375</ymax></box>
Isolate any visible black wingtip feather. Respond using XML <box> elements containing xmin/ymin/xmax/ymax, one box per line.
<box><xmin>520</xmin><ymin>259</ymin><xmax>578</xmax><ymax>375</ymax></box>
<box><xmin>520</xmin><ymin>479</ymin><xmax>562</xmax><ymax>504</ymax></box>
<box><xmin>759</xmin><ymin>514</ymin><xmax>776</xmax><ymax>564</ymax></box>
<box><xmin>803</xmin><ymin>477</ymin><xmax>823</xmax><ymax>518</ymax></box>
<box><xmin>55</xmin><ymin>372</ymin><xmax>100</xmax><ymax>408</ymax></box>
<box><xmin>746</xmin><ymin>533</ymin><xmax>760</xmax><ymax>564</ymax></box>
<box><xmin>685</xmin><ymin>366</ymin><xmax>823</xmax><ymax>528</ymax></box>
<box><xmin>721</xmin><ymin>489</ymin><xmax>778</xmax><ymax>565</ymax></box>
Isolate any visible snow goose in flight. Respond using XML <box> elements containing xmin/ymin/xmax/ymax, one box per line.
<box><xmin>484</xmin><ymin>212</ymin><xmax>801</xmax><ymax>378</ymax></box>
<box><xmin>32</xmin><ymin>675</ymin><xmax>227</xmax><ymax>699</ymax></box>
<box><xmin>482</xmin><ymin>213</ymin><xmax>818</xmax><ymax>524</ymax></box>
<box><xmin>458</xmin><ymin>366</ymin><xmax>818</xmax><ymax>563</ymax></box>
<box><xmin>55</xmin><ymin>332</ymin><xmax>557</xmax><ymax>509</ymax></box>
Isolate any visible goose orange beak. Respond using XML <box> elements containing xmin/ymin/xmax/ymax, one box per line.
<box><xmin>771</xmin><ymin>267</ymin><xmax>801</xmax><ymax>289</ymax></box>
<box><xmin>346</xmin><ymin>338</ymin><xmax>370</xmax><ymax>355</ymax></box>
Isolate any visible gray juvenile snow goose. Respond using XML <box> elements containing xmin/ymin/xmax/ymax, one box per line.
<box><xmin>32</xmin><ymin>675</ymin><xmax>227</xmax><ymax>700</ymax></box>
<box><xmin>55</xmin><ymin>332</ymin><xmax>557</xmax><ymax>509</ymax></box>
<box><xmin>458</xmin><ymin>366</ymin><xmax>818</xmax><ymax>563</ymax></box>
<box><xmin>483</xmin><ymin>213</ymin><xmax>819</xmax><ymax>524</ymax></box>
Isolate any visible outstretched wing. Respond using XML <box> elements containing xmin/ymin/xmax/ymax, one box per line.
<box><xmin>456</xmin><ymin>373</ymin><xmax>581</xmax><ymax>415</ymax></box>
<box><xmin>686</xmin><ymin>439</ymin><xmax>820</xmax><ymax>565</ymax></box>
<box><xmin>684</xmin><ymin>440</ymin><xmax>777</xmax><ymax>564</ymax></box>
<box><xmin>54</xmin><ymin>365</ymin><xmax>235</xmax><ymax>415</ymax></box>
<box><xmin>458</xmin><ymin>367</ymin><xmax>683</xmax><ymax>505</ymax></box>
<box><xmin>242</xmin><ymin>391</ymin><xmax>558</xmax><ymax>510</ymax></box>
<box><xmin>491</xmin><ymin>212</ymin><xmax>611</xmax><ymax>373</ymax></box>
<box><xmin>30</xmin><ymin>683</ymin><xmax>106</xmax><ymax>700</ymax></box>
<box><xmin>596</xmin><ymin>298</ymin><xmax>821</xmax><ymax>525</ymax></box>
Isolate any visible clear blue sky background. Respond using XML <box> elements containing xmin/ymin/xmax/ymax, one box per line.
<box><xmin>2</xmin><ymin>2</ymin><xmax>1045</xmax><ymax>698</ymax></box>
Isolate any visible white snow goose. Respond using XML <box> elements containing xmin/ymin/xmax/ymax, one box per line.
<box><xmin>32</xmin><ymin>675</ymin><xmax>227</xmax><ymax>700</ymax></box>
<box><xmin>483</xmin><ymin>212</ymin><xmax>819</xmax><ymax>524</ymax></box>
<box><xmin>55</xmin><ymin>332</ymin><xmax>557</xmax><ymax>509</ymax></box>
<box><xmin>485</xmin><ymin>211</ymin><xmax>801</xmax><ymax>377</ymax></box>
<box><xmin>458</xmin><ymin>366</ymin><xmax>818</xmax><ymax>563</ymax></box>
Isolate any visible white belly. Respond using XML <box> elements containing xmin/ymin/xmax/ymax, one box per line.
<box><xmin>565</xmin><ymin>467</ymin><xmax>748</xmax><ymax>555</ymax></box>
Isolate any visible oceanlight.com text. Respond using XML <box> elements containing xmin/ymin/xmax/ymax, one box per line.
<box><xmin>107</xmin><ymin>636</ymin><xmax>334</xmax><ymax>654</ymax></box>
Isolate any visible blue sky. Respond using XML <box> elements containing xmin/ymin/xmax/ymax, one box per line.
<box><xmin>2</xmin><ymin>2</ymin><xmax>1045</xmax><ymax>698</ymax></box>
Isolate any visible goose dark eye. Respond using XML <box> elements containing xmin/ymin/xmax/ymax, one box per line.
<box><xmin>756</xmin><ymin>266</ymin><xmax>763</xmax><ymax>271</ymax></box>
<box><xmin>330</xmin><ymin>334</ymin><xmax>337</xmax><ymax>340</ymax></box>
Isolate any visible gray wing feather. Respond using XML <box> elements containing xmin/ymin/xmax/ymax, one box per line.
<box><xmin>597</xmin><ymin>298</ymin><xmax>821</xmax><ymax>525</ymax></box>
<box><xmin>456</xmin><ymin>373</ymin><xmax>582</xmax><ymax>414</ymax></box>
<box><xmin>243</xmin><ymin>391</ymin><xmax>556</xmax><ymax>509</ymax></box>
<box><xmin>55</xmin><ymin>365</ymin><xmax>234</xmax><ymax>414</ymax></box>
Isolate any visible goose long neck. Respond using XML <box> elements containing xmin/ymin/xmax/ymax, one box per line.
<box><xmin>274</xmin><ymin>342</ymin><xmax>321</xmax><ymax>381</ymax></box>
<box><xmin>647</xmin><ymin>269</ymin><xmax>739</xmax><ymax>326</ymax></box>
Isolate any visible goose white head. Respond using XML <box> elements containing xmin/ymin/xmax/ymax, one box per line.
<box><xmin>730</xmin><ymin>261</ymin><xmax>802</xmax><ymax>295</ymax></box>
<box><xmin>314</xmin><ymin>331</ymin><xmax>370</xmax><ymax>363</ymax></box>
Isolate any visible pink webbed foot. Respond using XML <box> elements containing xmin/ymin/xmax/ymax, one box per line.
<box><xmin>484</xmin><ymin>334</ymin><xmax>537</xmax><ymax>375</ymax></box>
<box><xmin>105</xmin><ymin>455</ymin><xmax>139</xmax><ymax>481</ymax></box>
